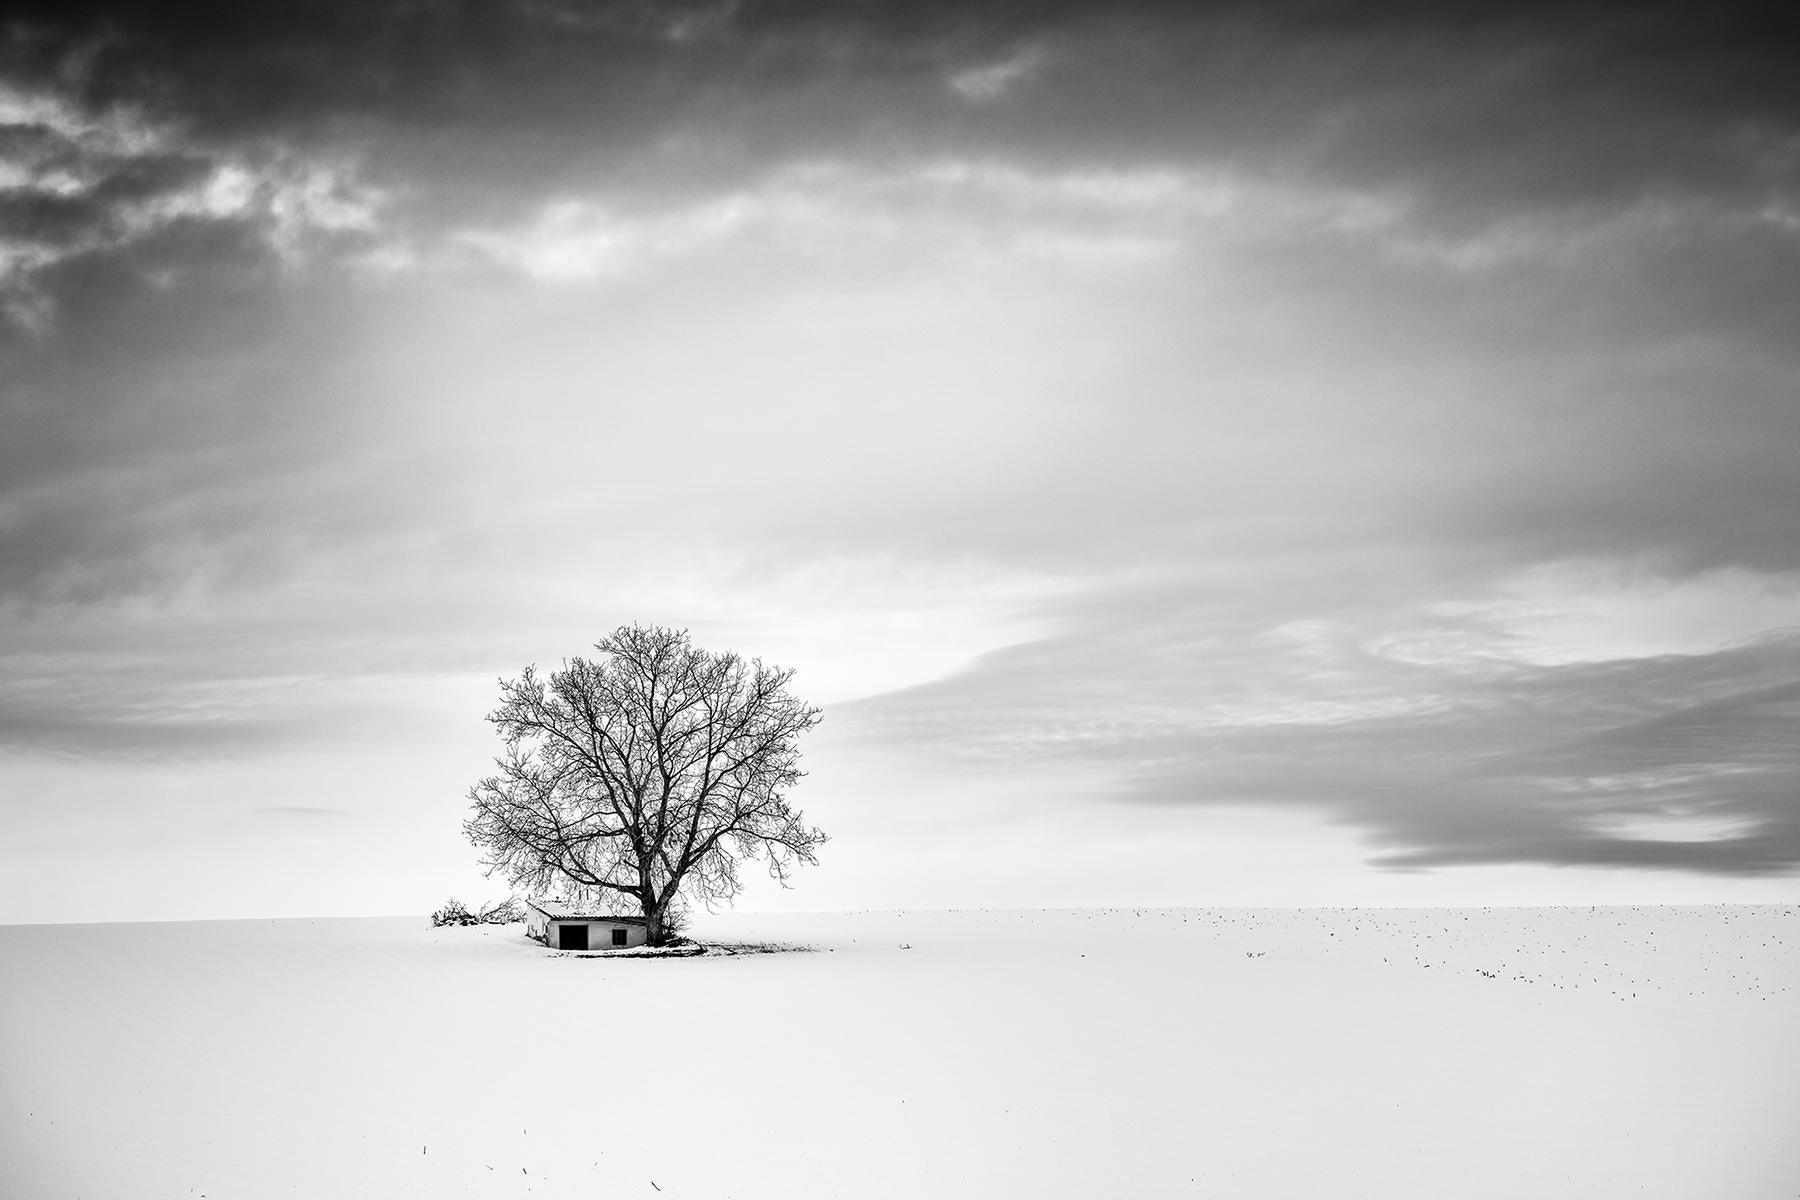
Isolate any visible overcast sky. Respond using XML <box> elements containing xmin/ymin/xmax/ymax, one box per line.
<box><xmin>3</xmin><ymin>0</ymin><xmax>1798</xmax><ymax>922</ymax></box>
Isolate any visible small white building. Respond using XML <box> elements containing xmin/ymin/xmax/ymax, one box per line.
<box><xmin>524</xmin><ymin>899</ymin><xmax>650</xmax><ymax>951</ymax></box>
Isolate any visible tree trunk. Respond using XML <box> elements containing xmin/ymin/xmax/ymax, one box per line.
<box><xmin>644</xmin><ymin>895</ymin><xmax>667</xmax><ymax>946</ymax></box>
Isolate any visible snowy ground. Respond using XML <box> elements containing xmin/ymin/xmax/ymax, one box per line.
<box><xmin>3</xmin><ymin>906</ymin><xmax>1797</xmax><ymax>1199</ymax></box>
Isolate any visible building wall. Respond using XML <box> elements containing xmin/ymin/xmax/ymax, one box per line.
<box><xmin>526</xmin><ymin>910</ymin><xmax>649</xmax><ymax>949</ymax></box>
<box><xmin>555</xmin><ymin>921</ymin><xmax>646</xmax><ymax>949</ymax></box>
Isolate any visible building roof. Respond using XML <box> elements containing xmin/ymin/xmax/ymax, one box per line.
<box><xmin>526</xmin><ymin>899</ymin><xmax>649</xmax><ymax>923</ymax></box>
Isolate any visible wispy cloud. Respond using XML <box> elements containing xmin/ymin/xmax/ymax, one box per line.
<box><xmin>258</xmin><ymin>804</ymin><xmax>350</xmax><ymax>818</ymax></box>
<box><xmin>845</xmin><ymin>591</ymin><xmax>1800</xmax><ymax>875</ymax></box>
<box><xmin>452</xmin><ymin>194</ymin><xmax>755</xmax><ymax>280</ymax></box>
<box><xmin>948</xmin><ymin>43</ymin><xmax>1050</xmax><ymax>103</ymax></box>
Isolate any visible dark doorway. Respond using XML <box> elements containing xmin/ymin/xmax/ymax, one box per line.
<box><xmin>558</xmin><ymin>924</ymin><xmax>589</xmax><ymax>950</ymax></box>
<box><xmin>611</xmin><ymin>928</ymin><xmax>629</xmax><ymax>947</ymax></box>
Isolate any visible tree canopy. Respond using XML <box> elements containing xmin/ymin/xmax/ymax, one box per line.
<box><xmin>464</xmin><ymin>624</ymin><xmax>826</xmax><ymax>944</ymax></box>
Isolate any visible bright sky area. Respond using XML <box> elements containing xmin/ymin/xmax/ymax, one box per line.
<box><xmin>2</xmin><ymin>0</ymin><xmax>1798</xmax><ymax>922</ymax></box>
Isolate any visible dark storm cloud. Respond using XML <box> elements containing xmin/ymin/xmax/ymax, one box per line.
<box><xmin>0</xmin><ymin>129</ymin><xmax>377</xmax><ymax>335</ymax></box>
<box><xmin>7</xmin><ymin>0</ymin><xmax>1795</xmax><ymax>212</ymax></box>
<box><xmin>0</xmin><ymin>146</ymin><xmax>221</xmax><ymax>269</ymax></box>
<box><xmin>6</xmin><ymin>0</ymin><xmax>1796</xmax><ymax>349</ymax></box>
<box><xmin>847</xmin><ymin>614</ymin><xmax>1800</xmax><ymax>876</ymax></box>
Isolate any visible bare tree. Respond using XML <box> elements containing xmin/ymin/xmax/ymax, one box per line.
<box><xmin>463</xmin><ymin>624</ymin><xmax>825</xmax><ymax>944</ymax></box>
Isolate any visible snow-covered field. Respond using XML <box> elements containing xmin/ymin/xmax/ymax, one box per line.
<box><xmin>3</xmin><ymin>906</ymin><xmax>1797</xmax><ymax>1199</ymax></box>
